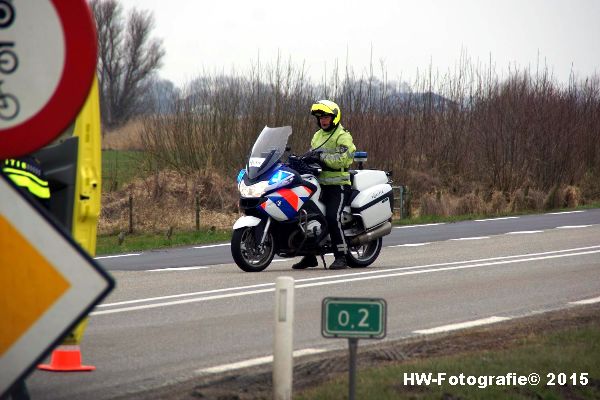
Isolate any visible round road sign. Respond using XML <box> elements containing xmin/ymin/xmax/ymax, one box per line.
<box><xmin>0</xmin><ymin>0</ymin><xmax>97</xmax><ymax>159</ymax></box>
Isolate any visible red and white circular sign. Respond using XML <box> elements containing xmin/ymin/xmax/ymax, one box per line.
<box><xmin>0</xmin><ymin>0</ymin><xmax>97</xmax><ymax>159</ymax></box>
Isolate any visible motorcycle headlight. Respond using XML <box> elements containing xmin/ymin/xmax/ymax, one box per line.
<box><xmin>239</xmin><ymin>180</ymin><xmax>269</xmax><ymax>198</ymax></box>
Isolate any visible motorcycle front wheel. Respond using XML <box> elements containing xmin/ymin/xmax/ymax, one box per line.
<box><xmin>231</xmin><ymin>227</ymin><xmax>275</xmax><ymax>272</ymax></box>
<box><xmin>346</xmin><ymin>237</ymin><xmax>383</xmax><ymax>268</ymax></box>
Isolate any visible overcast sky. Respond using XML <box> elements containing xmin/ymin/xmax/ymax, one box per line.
<box><xmin>118</xmin><ymin>0</ymin><xmax>600</xmax><ymax>88</ymax></box>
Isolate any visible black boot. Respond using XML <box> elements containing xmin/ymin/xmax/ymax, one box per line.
<box><xmin>292</xmin><ymin>255</ymin><xmax>318</xmax><ymax>269</ymax></box>
<box><xmin>329</xmin><ymin>256</ymin><xmax>348</xmax><ymax>270</ymax></box>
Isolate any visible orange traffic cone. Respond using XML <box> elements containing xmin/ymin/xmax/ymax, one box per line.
<box><xmin>38</xmin><ymin>345</ymin><xmax>95</xmax><ymax>371</ymax></box>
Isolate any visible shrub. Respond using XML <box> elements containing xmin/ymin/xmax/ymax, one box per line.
<box><xmin>488</xmin><ymin>191</ymin><xmax>508</xmax><ymax>215</ymax></box>
<box><xmin>456</xmin><ymin>192</ymin><xmax>485</xmax><ymax>215</ymax></box>
<box><xmin>563</xmin><ymin>186</ymin><xmax>581</xmax><ymax>208</ymax></box>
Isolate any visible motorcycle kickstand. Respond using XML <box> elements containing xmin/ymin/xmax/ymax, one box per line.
<box><xmin>320</xmin><ymin>254</ymin><xmax>328</xmax><ymax>269</ymax></box>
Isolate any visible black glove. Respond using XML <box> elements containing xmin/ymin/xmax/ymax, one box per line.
<box><xmin>303</xmin><ymin>150</ymin><xmax>323</xmax><ymax>164</ymax></box>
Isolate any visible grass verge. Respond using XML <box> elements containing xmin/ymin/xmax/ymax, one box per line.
<box><xmin>297</xmin><ymin>318</ymin><xmax>600</xmax><ymax>400</ymax></box>
<box><xmin>96</xmin><ymin>229</ymin><xmax>231</xmax><ymax>255</ymax></box>
<box><xmin>120</xmin><ymin>304</ymin><xmax>600</xmax><ymax>400</ymax></box>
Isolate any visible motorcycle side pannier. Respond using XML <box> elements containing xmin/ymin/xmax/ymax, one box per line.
<box><xmin>350</xmin><ymin>183</ymin><xmax>393</xmax><ymax>229</ymax></box>
<box><xmin>351</xmin><ymin>170</ymin><xmax>389</xmax><ymax>191</ymax></box>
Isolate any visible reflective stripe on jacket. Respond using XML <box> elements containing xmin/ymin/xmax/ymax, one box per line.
<box><xmin>2</xmin><ymin>158</ymin><xmax>51</xmax><ymax>199</ymax></box>
<box><xmin>310</xmin><ymin>124</ymin><xmax>356</xmax><ymax>186</ymax></box>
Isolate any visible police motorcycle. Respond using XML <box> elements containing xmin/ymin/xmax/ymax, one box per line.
<box><xmin>231</xmin><ymin>125</ymin><xmax>393</xmax><ymax>272</ymax></box>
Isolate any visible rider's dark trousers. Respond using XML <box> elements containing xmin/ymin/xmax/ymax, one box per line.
<box><xmin>321</xmin><ymin>185</ymin><xmax>349</xmax><ymax>258</ymax></box>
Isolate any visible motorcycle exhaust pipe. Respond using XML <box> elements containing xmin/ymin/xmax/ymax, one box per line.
<box><xmin>348</xmin><ymin>221</ymin><xmax>392</xmax><ymax>246</ymax></box>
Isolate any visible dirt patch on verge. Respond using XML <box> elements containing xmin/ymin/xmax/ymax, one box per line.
<box><xmin>100</xmin><ymin>169</ymin><xmax>238</xmax><ymax>235</ymax></box>
<box><xmin>115</xmin><ymin>304</ymin><xmax>600</xmax><ymax>400</ymax></box>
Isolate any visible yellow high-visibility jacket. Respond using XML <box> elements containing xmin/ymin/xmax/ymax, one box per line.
<box><xmin>311</xmin><ymin>124</ymin><xmax>356</xmax><ymax>186</ymax></box>
<box><xmin>2</xmin><ymin>157</ymin><xmax>50</xmax><ymax>199</ymax></box>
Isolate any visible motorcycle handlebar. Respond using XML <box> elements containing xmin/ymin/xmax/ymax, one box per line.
<box><xmin>287</xmin><ymin>155</ymin><xmax>322</xmax><ymax>175</ymax></box>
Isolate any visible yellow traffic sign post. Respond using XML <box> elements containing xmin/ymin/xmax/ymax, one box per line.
<box><xmin>34</xmin><ymin>77</ymin><xmax>105</xmax><ymax>353</ymax></box>
<box><xmin>0</xmin><ymin>174</ymin><xmax>114</xmax><ymax>397</ymax></box>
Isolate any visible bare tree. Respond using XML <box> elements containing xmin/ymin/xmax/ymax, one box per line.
<box><xmin>138</xmin><ymin>75</ymin><xmax>180</xmax><ymax>115</ymax></box>
<box><xmin>90</xmin><ymin>0</ymin><xmax>165</xmax><ymax>129</ymax></box>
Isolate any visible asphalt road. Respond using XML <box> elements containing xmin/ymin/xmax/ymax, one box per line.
<box><xmin>97</xmin><ymin>209</ymin><xmax>600</xmax><ymax>271</ymax></box>
<box><xmin>26</xmin><ymin>209</ymin><xmax>600</xmax><ymax>399</ymax></box>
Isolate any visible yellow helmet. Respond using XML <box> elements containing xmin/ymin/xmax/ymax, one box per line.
<box><xmin>310</xmin><ymin>99</ymin><xmax>341</xmax><ymax>131</ymax></box>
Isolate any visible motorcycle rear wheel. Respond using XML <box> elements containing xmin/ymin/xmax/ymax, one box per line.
<box><xmin>346</xmin><ymin>237</ymin><xmax>382</xmax><ymax>268</ymax></box>
<box><xmin>231</xmin><ymin>227</ymin><xmax>275</xmax><ymax>272</ymax></box>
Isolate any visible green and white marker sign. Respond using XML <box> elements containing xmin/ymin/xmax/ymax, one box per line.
<box><xmin>322</xmin><ymin>297</ymin><xmax>387</xmax><ymax>339</ymax></box>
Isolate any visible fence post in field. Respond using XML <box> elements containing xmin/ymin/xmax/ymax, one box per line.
<box><xmin>392</xmin><ymin>185</ymin><xmax>406</xmax><ymax>219</ymax></box>
<box><xmin>128</xmin><ymin>193</ymin><xmax>134</xmax><ymax>234</ymax></box>
<box><xmin>405</xmin><ymin>186</ymin><xmax>411</xmax><ymax>218</ymax></box>
<box><xmin>195</xmin><ymin>191</ymin><xmax>200</xmax><ymax>231</ymax></box>
<box><xmin>399</xmin><ymin>185</ymin><xmax>405</xmax><ymax>219</ymax></box>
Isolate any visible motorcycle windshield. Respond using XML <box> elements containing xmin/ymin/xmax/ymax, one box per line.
<box><xmin>247</xmin><ymin>125</ymin><xmax>292</xmax><ymax>180</ymax></box>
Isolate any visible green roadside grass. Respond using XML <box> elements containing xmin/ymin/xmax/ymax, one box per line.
<box><xmin>96</xmin><ymin>229</ymin><xmax>231</xmax><ymax>255</ymax></box>
<box><xmin>297</xmin><ymin>322</ymin><xmax>600</xmax><ymax>400</ymax></box>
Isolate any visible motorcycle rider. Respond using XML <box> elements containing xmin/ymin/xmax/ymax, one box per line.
<box><xmin>292</xmin><ymin>100</ymin><xmax>356</xmax><ymax>270</ymax></box>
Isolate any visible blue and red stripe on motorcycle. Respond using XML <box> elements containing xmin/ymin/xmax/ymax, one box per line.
<box><xmin>260</xmin><ymin>186</ymin><xmax>313</xmax><ymax>221</ymax></box>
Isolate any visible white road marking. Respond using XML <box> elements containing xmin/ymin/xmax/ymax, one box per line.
<box><xmin>556</xmin><ymin>225</ymin><xmax>592</xmax><ymax>229</ymax></box>
<box><xmin>193</xmin><ymin>243</ymin><xmax>230</xmax><ymax>249</ymax></box>
<box><xmin>92</xmin><ymin>288</ymin><xmax>276</xmax><ymax>315</ymax></box>
<box><xmin>395</xmin><ymin>223</ymin><xmax>446</xmax><ymax>229</ymax></box>
<box><xmin>293</xmin><ymin>249</ymin><xmax>600</xmax><ymax>290</ymax></box>
<box><xmin>108</xmin><ymin>249</ymin><xmax>567</xmax><ymax>307</ymax></box>
<box><xmin>505</xmin><ymin>231</ymin><xmax>544</xmax><ymax>235</ymax></box>
<box><xmin>569</xmin><ymin>296</ymin><xmax>600</xmax><ymax>305</ymax></box>
<box><xmin>389</xmin><ymin>243</ymin><xmax>431</xmax><ymax>247</ymax></box>
<box><xmin>98</xmin><ymin>281</ymin><xmax>276</xmax><ymax>307</ymax></box>
<box><xmin>475</xmin><ymin>217</ymin><xmax>520</xmax><ymax>222</ymax></box>
<box><xmin>414</xmin><ymin>316</ymin><xmax>511</xmax><ymax>335</ymax></box>
<box><xmin>92</xmin><ymin>245</ymin><xmax>600</xmax><ymax>316</ymax></box>
<box><xmin>95</xmin><ymin>253</ymin><xmax>141</xmax><ymax>260</ymax></box>
<box><xmin>548</xmin><ymin>211</ymin><xmax>585</xmax><ymax>215</ymax></box>
<box><xmin>104</xmin><ymin>245</ymin><xmax>600</xmax><ymax>307</ymax></box>
<box><xmin>450</xmin><ymin>236</ymin><xmax>490</xmax><ymax>241</ymax></box>
<box><xmin>196</xmin><ymin>348</ymin><xmax>326</xmax><ymax>375</ymax></box>
<box><xmin>147</xmin><ymin>266</ymin><xmax>210</xmax><ymax>272</ymax></box>
<box><xmin>299</xmin><ymin>248</ymin><xmax>600</xmax><ymax>284</ymax></box>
